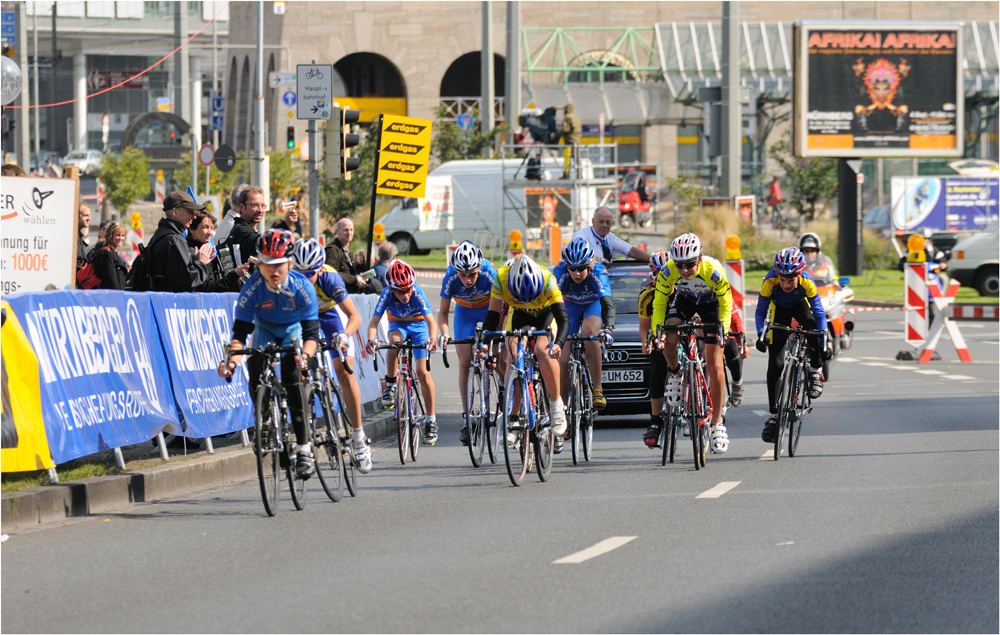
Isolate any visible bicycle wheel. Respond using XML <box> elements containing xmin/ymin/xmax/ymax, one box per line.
<box><xmin>666</xmin><ymin>409</ymin><xmax>680</xmax><ymax>465</ymax></box>
<box><xmin>254</xmin><ymin>385</ymin><xmax>280</xmax><ymax>516</ymax></box>
<box><xmin>327</xmin><ymin>381</ymin><xmax>357</xmax><ymax>497</ymax></box>
<box><xmin>581</xmin><ymin>372</ymin><xmax>594</xmax><ymax>462</ymax></box>
<box><xmin>485</xmin><ymin>370</ymin><xmax>502</xmax><ymax>464</ymax></box>
<box><xmin>309</xmin><ymin>385</ymin><xmax>344</xmax><ymax>503</ymax></box>
<box><xmin>533</xmin><ymin>378</ymin><xmax>553</xmax><ymax>482</ymax></box>
<box><xmin>774</xmin><ymin>362</ymin><xmax>796</xmax><ymax>461</ymax></box>
<box><xmin>789</xmin><ymin>367</ymin><xmax>806</xmax><ymax>457</ymax></box>
<box><xmin>693</xmin><ymin>369</ymin><xmax>711</xmax><ymax>468</ymax></box>
<box><xmin>395</xmin><ymin>378</ymin><xmax>411</xmax><ymax>465</ymax></box>
<box><xmin>502</xmin><ymin>372</ymin><xmax>530</xmax><ymax>486</ymax></box>
<box><xmin>568</xmin><ymin>365</ymin><xmax>583</xmax><ymax>466</ymax></box>
<box><xmin>285</xmin><ymin>425</ymin><xmax>307</xmax><ymax>511</ymax></box>
<box><xmin>466</xmin><ymin>367</ymin><xmax>485</xmax><ymax>467</ymax></box>
<box><xmin>687</xmin><ymin>369</ymin><xmax>701</xmax><ymax>470</ymax></box>
<box><xmin>409</xmin><ymin>379</ymin><xmax>424</xmax><ymax>462</ymax></box>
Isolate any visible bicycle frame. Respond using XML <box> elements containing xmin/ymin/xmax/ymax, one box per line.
<box><xmin>763</xmin><ymin>322</ymin><xmax>821</xmax><ymax>459</ymax></box>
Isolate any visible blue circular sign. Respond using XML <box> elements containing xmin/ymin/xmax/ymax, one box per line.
<box><xmin>282</xmin><ymin>91</ymin><xmax>296</xmax><ymax>107</ymax></box>
<box><xmin>456</xmin><ymin>113</ymin><xmax>473</xmax><ymax>131</ymax></box>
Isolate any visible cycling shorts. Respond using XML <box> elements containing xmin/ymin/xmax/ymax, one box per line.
<box><xmin>453</xmin><ymin>303</ymin><xmax>489</xmax><ymax>341</ymax></box>
<box><xmin>510</xmin><ymin>307</ymin><xmax>555</xmax><ymax>335</ymax></box>
<box><xmin>565</xmin><ymin>300</ymin><xmax>602</xmax><ymax>337</ymax></box>
<box><xmin>388</xmin><ymin>319</ymin><xmax>430</xmax><ymax>359</ymax></box>
<box><xmin>318</xmin><ymin>305</ymin><xmax>357</xmax><ymax>361</ymax></box>
<box><xmin>666</xmin><ymin>293</ymin><xmax>722</xmax><ymax>345</ymax></box>
<box><xmin>251</xmin><ymin>319</ymin><xmax>303</xmax><ymax>349</ymax></box>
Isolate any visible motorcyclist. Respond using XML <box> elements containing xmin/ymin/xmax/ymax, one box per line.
<box><xmin>798</xmin><ymin>232</ymin><xmax>838</xmax><ymax>285</ymax></box>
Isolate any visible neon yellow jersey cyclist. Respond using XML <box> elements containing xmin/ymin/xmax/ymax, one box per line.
<box><xmin>651</xmin><ymin>254</ymin><xmax>733</xmax><ymax>331</ymax></box>
<box><xmin>491</xmin><ymin>262</ymin><xmax>564</xmax><ymax>315</ymax></box>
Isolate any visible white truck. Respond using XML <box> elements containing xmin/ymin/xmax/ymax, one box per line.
<box><xmin>376</xmin><ymin>157</ymin><xmax>601</xmax><ymax>255</ymax></box>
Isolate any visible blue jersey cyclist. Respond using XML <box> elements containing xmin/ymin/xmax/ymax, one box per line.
<box><xmin>291</xmin><ymin>238</ymin><xmax>371</xmax><ymax>474</ymax></box>
<box><xmin>551</xmin><ymin>238</ymin><xmax>616</xmax><ymax>410</ymax></box>
<box><xmin>365</xmin><ymin>259</ymin><xmax>441</xmax><ymax>444</ymax></box>
<box><xmin>754</xmin><ymin>247</ymin><xmax>828</xmax><ymax>444</ymax></box>
<box><xmin>436</xmin><ymin>241</ymin><xmax>499</xmax><ymax>446</ymax></box>
<box><xmin>219</xmin><ymin>229</ymin><xmax>320</xmax><ymax>479</ymax></box>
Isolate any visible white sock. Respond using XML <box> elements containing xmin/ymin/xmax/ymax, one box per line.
<box><xmin>550</xmin><ymin>398</ymin><xmax>564</xmax><ymax>413</ymax></box>
<box><xmin>352</xmin><ymin>428</ymin><xmax>366</xmax><ymax>443</ymax></box>
<box><xmin>427</xmin><ymin>415</ymin><xmax>436</xmax><ymax>423</ymax></box>
<box><xmin>297</xmin><ymin>443</ymin><xmax>312</xmax><ymax>453</ymax></box>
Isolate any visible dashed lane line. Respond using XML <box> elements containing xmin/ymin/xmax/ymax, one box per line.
<box><xmin>696</xmin><ymin>481</ymin><xmax>741</xmax><ymax>499</ymax></box>
<box><xmin>552</xmin><ymin>536</ymin><xmax>637</xmax><ymax>564</ymax></box>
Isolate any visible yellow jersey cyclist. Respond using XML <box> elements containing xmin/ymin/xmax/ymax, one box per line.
<box><xmin>481</xmin><ymin>255</ymin><xmax>570</xmax><ymax>451</ymax></box>
<box><xmin>754</xmin><ymin>247</ymin><xmax>828</xmax><ymax>444</ymax></box>
<box><xmin>652</xmin><ymin>233</ymin><xmax>734</xmax><ymax>454</ymax></box>
<box><xmin>291</xmin><ymin>238</ymin><xmax>372</xmax><ymax>474</ymax></box>
<box><xmin>551</xmin><ymin>238</ymin><xmax>616</xmax><ymax>410</ymax></box>
<box><xmin>638</xmin><ymin>251</ymin><xmax>670</xmax><ymax>447</ymax></box>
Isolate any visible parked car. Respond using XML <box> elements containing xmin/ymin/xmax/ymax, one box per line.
<box><xmin>62</xmin><ymin>149</ymin><xmax>103</xmax><ymax>175</ymax></box>
<box><xmin>948</xmin><ymin>220</ymin><xmax>999</xmax><ymax>296</ymax></box>
<box><xmin>863</xmin><ymin>204</ymin><xmax>891</xmax><ymax>235</ymax></box>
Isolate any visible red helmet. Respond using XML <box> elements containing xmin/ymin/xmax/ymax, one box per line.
<box><xmin>257</xmin><ymin>229</ymin><xmax>296</xmax><ymax>264</ymax></box>
<box><xmin>387</xmin><ymin>259</ymin><xmax>415</xmax><ymax>290</ymax></box>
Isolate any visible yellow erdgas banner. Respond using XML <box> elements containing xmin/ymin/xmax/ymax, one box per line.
<box><xmin>1</xmin><ymin>301</ymin><xmax>55</xmax><ymax>472</ymax></box>
<box><xmin>376</xmin><ymin>115</ymin><xmax>432</xmax><ymax>198</ymax></box>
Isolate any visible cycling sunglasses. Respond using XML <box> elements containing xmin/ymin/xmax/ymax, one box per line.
<box><xmin>675</xmin><ymin>259</ymin><xmax>699</xmax><ymax>271</ymax></box>
<box><xmin>567</xmin><ymin>264</ymin><xmax>589</xmax><ymax>273</ymax></box>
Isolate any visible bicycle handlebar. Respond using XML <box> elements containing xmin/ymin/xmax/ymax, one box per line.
<box><xmin>221</xmin><ymin>340</ymin><xmax>301</xmax><ymax>383</ymax></box>
<box><xmin>372</xmin><ymin>341</ymin><xmax>434</xmax><ymax>373</ymax></box>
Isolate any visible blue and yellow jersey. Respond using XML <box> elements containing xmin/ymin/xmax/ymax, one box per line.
<box><xmin>551</xmin><ymin>261</ymin><xmax>612</xmax><ymax>305</ymax></box>
<box><xmin>313</xmin><ymin>265</ymin><xmax>349</xmax><ymax>313</ymax></box>
<box><xmin>651</xmin><ymin>255</ymin><xmax>732</xmax><ymax>329</ymax></box>
<box><xmin>235</xmin><ymin>269</ymin><xmax>318</xmax><ymax>326</ymax></box>
<box><xmin>491</xmin><ymin>264</ymin><xmax>563</xmax><ymax>316</ymax></box>
<box><xmin>754</xmin><ymin>268</ymin><xmax>828</xmax><ymax>335</ymax></box>
<box><xmin>373</xmin><ymin>284</ymin><xmax>433</xmax><ymax>322</ymax></box>
<box><xmin>440</xmin><ymin>259</ymin><xmax>498</xmax><ymax>309</ymax></box>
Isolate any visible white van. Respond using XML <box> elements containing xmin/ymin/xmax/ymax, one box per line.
<box><xmin>376</xmin><ymin>157</ymin><xmax>600</xmax><ymax>254</ymax></box>
<box><xmin>948</xmin><ymin>220</ymin><xmax>999</xmax><ymax>296</ymax></box>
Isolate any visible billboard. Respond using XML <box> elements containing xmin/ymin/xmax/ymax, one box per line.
<box><xmin>890</xmin><ymin>176</ymin><xmax>999</xmax><ymax>232</ymax></box>
<box><xmin>794</xmin><ymin>22</ymin><xmax>963</xmax><ymax>158</ymax></box>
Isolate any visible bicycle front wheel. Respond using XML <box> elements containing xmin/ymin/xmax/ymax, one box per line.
<box><xmin>286</xmin><ymin>426</ymin><xmax>307</xmax><ymax>511</ymax></box>
<box><xmin>308</xmin><ymin>385</ymin><xmax>344</xmax><ymax>503</ymax></box>
<box><xmin>789</xmin><ymin>368</ymin><xmax>807</xmax><ymax>457</ymax></box>
<box><xmin>581</xmin><ymin>371</ymin><xmax>594</xmax><ymax>462</ymax></box>
<box><xmin>533</xmin><ymin>378</ymin><xmax>553</xmax><ymax>482</ymax></box>
<box><xmin>409</xmin><ymin>379</ymin><xmax>424</xmax><ymax>462</ymax></box>
<box><xmin>466</xmin><ymin>367</ymin><xmax>485</xmax><ymax>467</ymax></box>
<box><xmin>254</xmin><ymin>385</ymin><xmax>280</xmax><ymax>516</ymax></box>
<box><xmin>502</xmin><ymin>372</ymin><xmax>530</xmax><ymax>486</ymax></box>
<box><xmin>396</xmin><ymin>379</ymin><xmax>411</xmax><ymax>465</ymax></box>
<box><xmin>568</xmin><ymin>365</ymin><xmax>583</xmax><ymax>466</ymax></box>
<box><xmin>686</xmin><ymin>370</ymin><xmax>702</xmax><ymax>470</ymax></box>
<box><xmin>774</xmin><ymin>362</ymin><xmax>796</xmax><ymax>461</ymax></box>
<box><xmin>485</xmin><ymin>370</ymin><xmax>502</xmax><ymax>464</ymax></box>
<box><xmin>694</xmin><ymin>369</ymin><xmax>711</xmax><ymax>468</ymax></box>
<box><xmin>327</xmin><ymin>381</ymin><xmax>357</xmax><ymax>497</ymax></box>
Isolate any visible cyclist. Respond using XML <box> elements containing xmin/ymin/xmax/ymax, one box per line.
<box><xmin>639</xmin><ymin>251</ymin><xmax>670</xmax><ymax>447</ymax></box>
<box><xmin>218</xmin><ymin>229</ymin><xmax>320</xmax><ymax>479</ymax></box>
<box><xmin>754</xmin><ymin>247</ymin><xmax>828</xmax><ymax>444</ymax></box>
<box><xmin>652</xmin><ymin>233</ymin><xmax>734</xmax><ymax>454</ymax></box>
<box><xmin>436</xmin><ymin>241</ymin><xmax>499</xmax><ymax>445</ymax></box>
<box><xmin>481</xmin><ymin>255</ymin><xmax>569</xmax><ymax>450</ymax></box>
<box><xmin>291</xmin><ymin>238</ymin><xmax>372</xmax><ymax>474</ymax></box>
<box><xmin>364</xmin><ymin>260</ymin><xmax>441</xmax><ymax>444</ymax></box>
<box><xmin>552</xmin><ymin>238</ymin><xmax>615</xmax><ymax>411</ymax></box>
<box><xmin>798</xmin><ymin>232</ymin><xmax>838</xmax><ymax>283</ymax></box>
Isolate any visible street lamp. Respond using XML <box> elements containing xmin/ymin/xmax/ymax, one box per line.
<box><xmin>1</xmin><ymin>56</ymin><xmax>22</xmax><ymax>106</ymax></box>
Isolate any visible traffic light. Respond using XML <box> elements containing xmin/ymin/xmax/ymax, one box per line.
<box><xmin>326</xmin><ymin>106</ymin><xmax>361</xmax><ymax>180</ymax></box>
<box><xmin>286</xmin><ymin>126</ymin><xmax>295</xmax><ymax>149</ymax></box>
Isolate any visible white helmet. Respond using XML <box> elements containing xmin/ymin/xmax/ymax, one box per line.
<box><xmin>451</xmin><ymin>241</ymin><xmax>483</xmax><ymax>272</ymax></box>
<box><xmin>292</xmin><ymin>238</ymin><xmax>326</xmax><ymax>272</ymax></box>
<box><xmin>670</xmin><ymin>233</ymin><xmax>702</xmax><ymax>262</ymax></box>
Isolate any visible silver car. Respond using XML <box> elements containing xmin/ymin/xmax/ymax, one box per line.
<box><xmin>62</xmin><ymin>149</ymin><xmax>103</xmax><ymax>176</ymax></box>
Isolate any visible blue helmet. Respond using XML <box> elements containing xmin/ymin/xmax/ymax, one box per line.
<box><xmin>774</xmin><ymin>247</ymin><xmax>807</xmax><ymax>275</ymax></box>
<box><xmin>561</xmin><ymin>238</ymin><xmax>595</xmax><ymax>268</ymax></box>
<box><xmin>292</xmin><ymin>238</ymin><xmax>326</xmax><ymax>272</ymax></box>
<box><xmin>508</xmin><ymin>256</ymin><xmax>545</xmax><ymax>304</ymax></box>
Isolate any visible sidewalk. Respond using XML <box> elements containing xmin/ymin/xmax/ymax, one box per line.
<box><xmin>1</xmin><ymin>408</ymin><xmax>398</xmax><ymax>534</ymax></box>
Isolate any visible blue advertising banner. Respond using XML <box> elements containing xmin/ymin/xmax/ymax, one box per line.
<box><xmin>148</xmin><ymin>292</ymin><xmax>254</xmax><ymax>438</ymax></box>
<box><xmin>4</xmin><ymin>291</ymin><xmax>179</xmax><ymax>464</ymax></box>
<box><xmin>891</xmin><ymin>176</ymin><xmax>999</xmax><ymax>231</ymax></box>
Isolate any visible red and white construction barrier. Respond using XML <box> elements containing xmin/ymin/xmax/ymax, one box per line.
<box><xmin>725</xmin><ymin>259</ymin><xmax>745</xmax><ymax>321</ymax></box>
<box><xmin>917</xmin><ymin>278</ymin><xmax>972</xmax><ymax>363</ymax></box>
<box><xmin>949</xmin><ymin>305</ymin><xmax>1000</xmax><ymax>320</ymax></box>
<box><xmin>904</xmin><ymin>262</ymin><xmax>928</xmax><ymax>346</ymax></box>
<box><xmin>415</xmin><ymin>270</ymin><xmax>446</xmax><ymax>280</ymax></box>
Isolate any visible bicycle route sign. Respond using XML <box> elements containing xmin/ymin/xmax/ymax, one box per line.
<box><xmin>296</xmin><ymin>63</ymin><xmax>333</xmax><ymax>120</ymax></box>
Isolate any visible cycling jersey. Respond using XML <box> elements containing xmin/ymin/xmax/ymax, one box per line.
<box><xmin>755</xmin><ymin>269</ymin><xmax>828</xmax><ymax>335</ymax></box>
<box><xmin>491</xmin><ymin>264</ymin><xmax>563</xmax><ymax>316</ymax></box>
<box><xmin>440</xmin><ymin>259</ymin><xmax>498</xmax><ymax>309</ymax></box>
<box><xmin>551</xmin><ymin>261</ymin><xmax>612</xmax><ymax>305</ymax></box>
<box><xmin>638</xmin><ymin>281</ymin><xmax>655</xmax><ymax>319</ymax></box>
<box><xmin>373</xmin><ymin>284</ymin><xmax>433</xmax><ymax>322</ymax></box>
<box><xmin>651</xmin><ymin>255</ymin><xmax>732</xmax><ymax>329</ymax></box>
<box><xmin>235</xmin><ymin>269</ymin><xmax>319</xmax><ymax>327</ymax></box>
<box><xmin>314</xmin><ymin>264</ymin><xmax>350</xmax><ymax>313</ymax></box>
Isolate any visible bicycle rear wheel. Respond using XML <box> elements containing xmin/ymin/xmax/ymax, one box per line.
<box><xmin>581</xmin><ymin>372</ymin><xmax>594</xmax><ymax>462</ymax></box>
<box><xmin>396</xmin><ymin>379</ymin><xmax>411</xmax><ymax>465</ymax></box>
<box><xmin>774</xmin><ymin>362</ymin><xmax>796</xmax><ymax>461</ymax></box>
<box><xmin>254</xmin><ymin>385</ymin><xmax>280</xmax><ymax>517</ymax></box>
<box><xmin>502</xmin><ymin>372</ymin><xmax>530</xmax><ymax>486</ymax></box>
<box><xmin>568</xmin><ymin>366</ymin><xmax>583</xmax><ymax>466</ymax></box>
<box><xmin>309</xmin><ymin>385</ymin><xmax>344</xmax><ymax>503</ymax></box>
<box><xmin>466</xmin><ymin>367</ymin><xmax>485</xmax><ymax>467</ymax></box>
<box><xmin>533</xmin><ymin>378</ymin><xmax>553</xmax><ymax>482</ymax></box>
<box><xmin>485</xmin><ymin>370</ymin><xmax>502</xmax><ymax>464</ymax></box>
<box><xmin>789</xmin><ymin>369</ymin><xmax>807</xmax><ymax>457</ymax></box>
<box><xmin>694</xmin><ymin>369</ymin><xmax>711</xmax><ymax>468</ymax></box>
<box><xmin>687</xmin><ymin>371</ymin><xmax>702</xmax><ymax>470</ymax></box>
<box><xmin>327</xmin><ymin>382</ymin><xmax>357</xmax><ymax>497</ymax></box>
<box><xmin>286</xmin><ymin>423</ymin><xmax>306</xmax><ymax>511</ymax></box>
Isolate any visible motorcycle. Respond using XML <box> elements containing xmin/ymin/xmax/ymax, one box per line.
<box><xmin>617</xmin><ymin>171</ymin><xmax>654</xmax><ymax>229</ymax></box>
<box><xmin>812</xmin><ymin>269</ymin><xmax>855</xmax><ymax>380</ymax></box>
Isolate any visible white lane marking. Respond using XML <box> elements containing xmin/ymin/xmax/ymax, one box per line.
<box><xmin>941</xmin><ymin>374</ymin><xmax>976</xmax><ymax>380</ymax></box>
<box><xmin>839</xmin><ymin>357</ymin><xmax>858</xmax><ymax>362</ymax></box>
<box><xmin>775</xmin><ymin>541</ymin><xmax>795</xmax><ymax>547</ymax></box>
<box><xmin>696</xmin><ymin>481</ymin><xmax>741</xmax><ymax>499</ymax></box>
<box><xmin>861</xmin><ymin>362</ymin><xmax>890</xmax><ymax>367</ymax></box>
<box><xmin>753</xmin><ymin>409</ymin><xmax>770</xmax><ymax>417</ymax></box>
<box><xmin>552</xmin><ymin>536</ymin><xmax>637</xmax><ymax>564</ymax></box>
<box><xmin>760</xmin><ymin>449</ymin><xmax>774</xmax><ymax>460</ymax></box>
<box><xmin>914</xmin><ymin>369</ymin><xmax>946</xmax><ymax>375</ymax></box>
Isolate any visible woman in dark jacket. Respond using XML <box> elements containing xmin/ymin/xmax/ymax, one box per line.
<box><xmin>91</xmin><ymin>221</ymin><xmax>129</xmax><ymax>289</ymax></box>
<box><xmin>187</xmin><ymin>210</ymin><xmax>249</xmax><ymax>292</ymax></box>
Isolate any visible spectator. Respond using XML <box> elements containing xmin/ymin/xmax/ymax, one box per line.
<box><xmin>187</xmin><ymin>209</ymin><xmax>250</xmax><ymax>292</ymax></box>
<box><xmin>559</xmin><ymin>102</ymin><xmax>582</xmax><ymax>179</ymax></box>
<box><xmin>570</xmin><ymin>206</ymin><xmax>650</xmax><ymax>263</ymax></box>
<box><xmin>272</xmin><ymin>199</ymin><xmax>303</xmax><ymax>236</ymax></box>
<box><xmin>224</xmin><ymin>185</ymin><xmax>266</xmax><ymax>267</ymax></box>
<box><xmin>768</xmin><ymin>175</ymin><xmax>783</xmax><ymax>229</ymax></box>
<box><xmin>87</xmin><ymin>219</ymin><xmax>113</xmax><ymax>257</ymax></box>
<box><xmin>1</xmin><ymin>163</ymin><xmax>26</xmax><ymax>176</ymax></box>
<box><xmin>374</xmin><ymin>241</ymin><xmax>397</xmax><ymax>287</ymax></box>
<box><xmin>352</xmin><ymin>248</ymin><xmax>370</xmax><ymax>271</ymax></box>
<box><xmin>89</xmin><ymin>221</ymin><xmax>129</xmax><ymax>290</ymax></box>
<box><xmin>146</xmin><ymin>191</ymin><xmax>215</xmax><ymax>292</ymax></box>
<box><xmin>215</xmin><ymin>184</ymin><xmax>248</xmax><ymax>245</ymax></box>
<box><xmin>76</xmin><ymin>203</ymin><xmax>92</xmax><ymax>274</ymax></box>
<box><xmin>325</xmin><ymin>218</ymin><xmax>369</xmax><ymax>294</ymax></box>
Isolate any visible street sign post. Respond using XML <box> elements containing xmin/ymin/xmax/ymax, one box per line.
<box><xmin>282</xmin><ymin>90</ymin><xmax>296</xmax><ymax>107</ymax></box>
<box><xmin>296</xmin><ymin>64</ymin><xmax>333</xmax><ymax>120</ymax></box>
<box><xmin>211</xmin><ymin>115</ymin><xmax>223</xmax><ymax>131</ymax></box>
<box><xmin>198</xmin><ymin>144</ymin><xmax>215</xmax><ymax>167</ymax></box>
<box><xmin>268</xmin><ymin>71</ymin><xmax>296</xmax><ymax>88</ymax></box>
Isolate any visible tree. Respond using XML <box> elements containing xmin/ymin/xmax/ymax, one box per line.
<box><xmin>267</xmin><ymin>149</ymin><xmax>308</xmax><ymax>210</ymax></box>
<box><xmin>319</xmin><ymin>132</ymin><xmax>377</xmax><ymax>222</ymax></box>
<box><xmin>768</xmin><ymin>134</ymin><xmax>838</xmax><ymax>221</ymax></box>
<box><xmin>430</xmin><ymin>106</ymin><xmax>508</xmax><ymax>164</ymax></box>
<box><xmin>96</xmin><ymin>147</ymin><xmax>151</xmax><ymax>214</ymax></box>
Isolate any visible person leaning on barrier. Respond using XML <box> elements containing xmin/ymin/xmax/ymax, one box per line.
<box><xmin>325</xmin><ymin>218</ymin><xmax>369</xmax><ymax>294</ymax></box>
<box><xmin>570</xmin><ymin>205</ymin><xmax>650</xmax><ymax>263</ymax></box>
<box><xmin>89</xmin><ymin>221</ymin><xmax>129</xmax><ymax>290</ymax></box>
<box><xmin>76</xmin><ymin>202</ymin><xmax>92</xmax><ymax>274</ymax></box>
<box><xmin>187</xmin><ymin>209</ymin><xmax>250</xmax><ymax>292</ymax></box>
<box><xmin>374</xmin><ymin>241</ymin><xmax>397</xmax><ymax>287</ymax></box>
<box><xmin>146</xmin><ymin>191</ymin><xmax>216</xmax><ymax>292</ymax></box>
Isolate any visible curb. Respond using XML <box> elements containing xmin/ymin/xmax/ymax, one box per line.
<box><xmin>1</xmin><ymin>408</ymin><xmax>397</xmax><ymax>534</ymax></box>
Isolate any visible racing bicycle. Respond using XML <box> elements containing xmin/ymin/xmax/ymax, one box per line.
<box><xmin>761</xmin><ymin>322</ymin><xmax>824</xmax><ymax>460</ymax></box>
<box><xmin>446</xmin><ymin>328</ymin><xmax>504</xmax><ymax>468</ymax></box>
<box><xmin>565</xmin><ymin>333</ymin><xmax>607</xmax><ymax>465</ymax></box>
<box><xmin>374</xmin><ymin>340</ymin><xmax>433</xmax><ymax>465</ymax></box>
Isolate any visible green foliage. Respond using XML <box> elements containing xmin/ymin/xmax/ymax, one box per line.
<box><xmin>267</xmin><ymin>149</ymin><xmax>308</xmax><ymax>210</ymax></box>
<box><xmin>769</xmin><ymin>134</ymin><xmax>838</xmax><ymax>222</ymax></box>
<box><xmin>663</xmin><ymin>174</ymin><xmax>707</xmax><ymax>216</ymax></box>
<box><xmin>430</xmin><ymin>106</ymin><xmax>508</xmax><ymax>165</ymax></box>
<box><xmin>319</xmin><ymin>134</ymin><xmax>378</xmax><ymax>229</ymax></box>
<box><xmin>96</xmin><ymin>147</ymin><xmax>151</xmax><ymax>212</ymax></box>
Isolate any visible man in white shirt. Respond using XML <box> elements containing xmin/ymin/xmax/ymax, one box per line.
<box><xmin>571</xmin><ymin>206</ymin><xmax>650</xmax><ymax>263</ymax></box>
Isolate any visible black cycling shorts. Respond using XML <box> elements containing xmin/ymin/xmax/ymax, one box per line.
<box><xmin>666</xmin><ymin>294</ymin><xmax>722</xmax><ymax>344</ymax></box>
